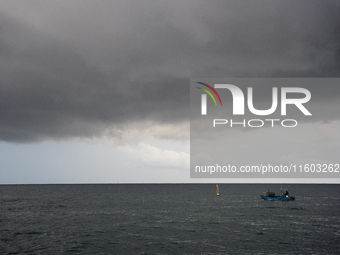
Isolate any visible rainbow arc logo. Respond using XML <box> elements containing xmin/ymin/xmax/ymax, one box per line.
<box><xmin>196</xmin><ymin>82</ymin><xmax>222</xmax><ymax>106</ymax></box>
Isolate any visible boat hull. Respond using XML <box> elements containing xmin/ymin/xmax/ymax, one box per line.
<box><xmin>260</xmin><ymin>195</ymin><xmax>295</xmax><ymax>201</ymax></box>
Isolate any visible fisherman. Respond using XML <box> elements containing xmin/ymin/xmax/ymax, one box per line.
<box><xmin>281</xmin><ymin>189</ymin><xmax>289</xmax><ymax>196</ymax></box>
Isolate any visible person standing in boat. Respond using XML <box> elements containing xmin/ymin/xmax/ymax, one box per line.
<box><xmin>281</xmin><ymin>189</ymin><xmax>289</xmax><ymax>196</ymax></box>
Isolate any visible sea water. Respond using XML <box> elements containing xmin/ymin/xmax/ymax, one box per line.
<box><xmin>0</xmin><ymin>184</ymin><xmax>339</xmax><ymax>254</ymax></box>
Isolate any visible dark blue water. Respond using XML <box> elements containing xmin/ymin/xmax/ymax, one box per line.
<box><xmin>0</xmin><ymin>184</ymin><xmax>339</xmax><ymax>254</ymax></box>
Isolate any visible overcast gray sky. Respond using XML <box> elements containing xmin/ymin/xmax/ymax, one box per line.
<box><xmin>0</xmin><ymin>0</ymin><xmax>339</xmax><ymax>183</ymax></box>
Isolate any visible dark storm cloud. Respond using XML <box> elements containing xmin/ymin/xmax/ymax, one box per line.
<box><xmin>0</xmin><ymin>13</ymin><xmax>189</xmax><ymax>142</ymax></box>
<box><xmin>0</xmin><ymin>0</ymin><xmax>339</xmax><ymax>142</ymax></box>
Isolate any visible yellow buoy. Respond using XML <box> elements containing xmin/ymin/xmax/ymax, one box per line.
<box><xmin>216</xmin><ymin>184</ymin><xmax>220</xmax><ymax>196</ymax></box>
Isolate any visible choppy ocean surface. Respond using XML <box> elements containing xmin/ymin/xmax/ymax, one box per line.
<box><xmin>0</xmin><ymin>184</ymin><xmax>339</xmax><ymax>254</ymax></box>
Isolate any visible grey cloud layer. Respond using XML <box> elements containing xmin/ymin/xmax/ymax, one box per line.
<box><xmin>0</xmin><ymin>0</ymin><xmax>339</xmax><ymax>142</ymax></box>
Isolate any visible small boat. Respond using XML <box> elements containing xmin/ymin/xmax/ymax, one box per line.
<box><xmin>216</xmin><ymin>184</ymin><xmax>220</xmax><ymax>196</ymax></box>
<box><xmin>260</xmin><ymin>186</ymin><xmax>295</xmax><ymax>201</ymax></box>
